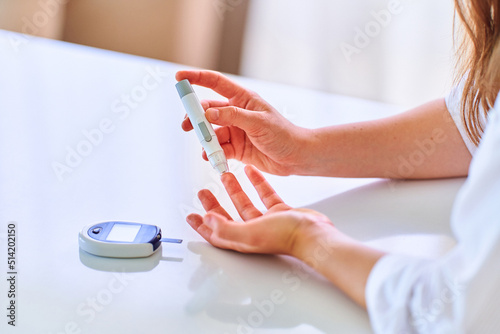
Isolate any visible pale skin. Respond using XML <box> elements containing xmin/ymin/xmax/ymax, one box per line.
<box><xmin>177</xmin><ymin>70</ymin><xmax>473</xmax><ymax>308</ymax></box>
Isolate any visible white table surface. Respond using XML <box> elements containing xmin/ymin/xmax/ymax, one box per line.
<box><xmin>0</xmin><ymin>30</ymin><xmax>464</xmax><ymax>334</ymax></box>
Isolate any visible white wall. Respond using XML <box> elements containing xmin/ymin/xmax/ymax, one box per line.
<box><xmin>240</xmin><ymin>0</ymin><xmax>455</xmax><ymax>108</ymax></box>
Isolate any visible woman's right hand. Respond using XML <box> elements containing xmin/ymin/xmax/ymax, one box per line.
<box><xmin>176</xmin><ymin>70</ymin><xmax>312</xmax><ymax>176</ymax></box>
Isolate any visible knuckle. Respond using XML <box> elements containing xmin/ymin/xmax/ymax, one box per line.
<box><xmin>229</xmin><ymin>106</ymin><xmax>241</xmax><ymax>117</ymax></box>
<box><xmin>223</xmin><ymin>106</ymin><xmax>241</xmax><ymax>124</ymax></box>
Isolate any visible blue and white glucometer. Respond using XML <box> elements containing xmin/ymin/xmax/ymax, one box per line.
<box><xmin>78</xmin><ymin>221</ymin><xmax>182</xmax><ymax>258</ymax></box>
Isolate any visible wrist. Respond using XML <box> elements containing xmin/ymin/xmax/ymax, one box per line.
<box><xmin>288</xmin><ymin>209</ymin><xmax>342</xmax><ymax>261</ymax></box>
<box><xmin>293</xmin><ymin>215</ymin><xmax>386</xmax><ymax>307</ymax></box>
<box><xmin>294</xmin><ymin>224</ymin><xmax>346</xmax><ymax>267</ymax></box>
<box><xmin>288</xmin><ymin>127</ymin><xmax>320</xmax><ymax>175</ymax></box>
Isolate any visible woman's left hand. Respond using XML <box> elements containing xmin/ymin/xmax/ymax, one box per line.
<box><xmin>186</xmin><ymin>165</ymin><xmax>336</xmax><ymax>258</ymax></box>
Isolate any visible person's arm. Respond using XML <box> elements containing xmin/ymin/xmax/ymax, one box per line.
<box><xmin>367</xmin><ymin>99</ymin><xmax>500</xmax><ymax>333</ymax></box>
<box><xmin>304</xmin><ymin>99</ymin><xmax>472</xmax><ymax>178</ymax></box>
<box><xmin>294</xmin><ymin>225</ymin><xmax>385</xmax><ymax>307</ymax></box>
<box><xmin>186</xmin><ymin>165</ymin><xmax>385</xmax><ymax>307</ymax></box>
<box><xmin>176</xmin><ymin>70</ymin><xmax>472</xmax><ymax>179</ymax></box>
<box><xmin>187</xmin><ymin>122</ymin><xmax>500</xmax><ymax>325</ymax></box>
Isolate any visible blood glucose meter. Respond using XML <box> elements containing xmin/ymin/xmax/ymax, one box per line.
<box><xmin>79</xmin><ymin>221</ymin><xmax>182</xmax><ymax>258</ymax></box>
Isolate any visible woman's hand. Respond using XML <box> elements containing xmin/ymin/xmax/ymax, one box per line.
<box><xmin>186</xmin><ymin>165</ymin><xmax>335</xmax><ymax>258</ymax></box>
<box><xmin>176</xmin><ymin>70</ymin><xmax>313</xmax><ymax>176</ymax></box>
<box><xmin>186</xmin><ymin>165</ymin><xmax>386</xmax><ymax>307</ymax></box>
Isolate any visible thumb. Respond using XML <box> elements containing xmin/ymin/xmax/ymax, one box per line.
<box><xmin>206</xmin><ymin>106</ymin><xmax>263</xmax><ymax>133</ymax></box>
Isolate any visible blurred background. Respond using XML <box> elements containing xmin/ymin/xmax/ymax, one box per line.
<box><xmin>0</xmin><ymin>0</ymin><xmax>455</xmax><ymax>108</ymax></box>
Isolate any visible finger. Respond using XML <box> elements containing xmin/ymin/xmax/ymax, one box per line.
<box><xmin>176</xmin><ymin>70</ymin><xmax>250</xmax><ymax>101</ymax></box>
<box><xmin>202</xmin><ymin>127</ymin><xmax>244</xmax><ymax>161</ymax></box>
<box><xmin>202</xmin><ymin>212</ymin><xmax>297</xmax><ymax>254</ymax></box>
<box><xmin>181</xmin><ymin>114</ymin><xmax>193</xmax><ymax>131</ymax></box>
<box><xmin>214</xmin><ymin>126</ymin><xmax>231</xmax><ymax>144</ymax></box>
<box><xmin>186</xmin><ymin>213</ymin><xmax>214</xmax><ymax>243</ymax></box>
<box><xmin>182</xmin><ymin>100</ymin><xmax>230</xmax><ymax>131</ymax></box>
<box><xmin>202</xmin><ymin>213</ymin><xmax>261</xmax><ymax>253</ymax></box>
<box><xmin>200</xmin><ymin>125</ymin><xmax>245</xmax><ymax>162</ymax></box>
<box><xmin>186</xmin><ymin>213</ymin><xmax>203</xmax><ymax>230</ymax></box>
<box><xmin>244</xmin><ymin>165</ymin><xmax>288</xmax><ymax>210</ymax></box>
<box><xmin>206</xmin><ymin>142</ymin><xmax>237</xmax><ymax>162</ymax></box>
<box><xmin>220</xmin><ymin>172</ymin><xmax>263</xmax><ymax>220</ymax></box>
<box><xmin>205</xmin><ymin>107</ymin><xmax>264</xmax><ymax>134</ymax></box>
<box><xmin>200</xmin><ymin>99</ymin><xmax>230</xmax><ymax>111</ymax></box>
<box><xmin>197</xmin><ymin>189</ymin><xmax>232</xmax><ymax>220</ymax></box>
<box><xmin>208</xmin><ymin>127</ymin><xmax>239</xmax><ymax>161</ymax></box>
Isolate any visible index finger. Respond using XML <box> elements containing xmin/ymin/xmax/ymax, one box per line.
<box><xmin>176</xmin><ymin>70</ymin><xmax>250</xmax><ymax>101</ymax></box>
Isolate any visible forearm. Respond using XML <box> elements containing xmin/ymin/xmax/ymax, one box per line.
<box><xmin>296</xmin><ymin>99</ymin><xmax>472</xmax><ymax>179</ymax></box>
<box><xmin>296</xmin><ymin>228</ymin><xmax>385</xmax><ymax>308</ymax></box>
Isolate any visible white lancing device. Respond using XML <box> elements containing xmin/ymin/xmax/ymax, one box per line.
<box><xmin>176</xmin><ymin>79</ymin><xmax>229</xmax><ymax>175</ymax></box>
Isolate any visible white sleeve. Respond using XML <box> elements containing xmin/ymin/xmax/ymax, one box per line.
<box><xmin>366</xmin><ymin>93</ymin><xmax>500</xmax><ymax>334</ymax></box>
<box><xmin>444</xmin><ymin>81</ymin><xmax>479</xmax><ymax>155</ymax></box>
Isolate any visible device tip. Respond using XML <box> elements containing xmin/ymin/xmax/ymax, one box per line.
<box><xmin>214</xmin><ymin>162</ymin><xmax>229</xmax><ymax>175</ymax></box>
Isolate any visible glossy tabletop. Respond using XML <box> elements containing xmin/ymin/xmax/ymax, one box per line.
<box><xmin>0</xmin><ymin>30</ymin><xmax>464</xmax><ymax>334</ymax></box>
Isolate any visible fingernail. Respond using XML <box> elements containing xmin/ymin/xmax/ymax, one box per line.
<box><xmin>207</xmin><ymin>109</ymin><xmax>219</xmax><ymax>122</ymax></box>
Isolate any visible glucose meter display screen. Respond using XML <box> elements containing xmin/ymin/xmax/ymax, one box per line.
<box><xmin>106</xmin><ymin>223</ymin><xmax>141</xmax><ymax>242</ymax></box>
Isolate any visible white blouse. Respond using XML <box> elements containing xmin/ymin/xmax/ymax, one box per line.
<box><xmin>444</xmin><ymin>79</ymin><xmax>487</xmax><ymax>155</ymax></box>
<box><xmin>366</xmin><ymin>91</ymin><xmax>500</xmax><ymax>333</ymax></box>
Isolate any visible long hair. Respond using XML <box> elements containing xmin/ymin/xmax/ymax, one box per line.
<box><xmin>454</xmin><ymin>0</ymin><xmax>500</xmax><ymax>145</ymax></box>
